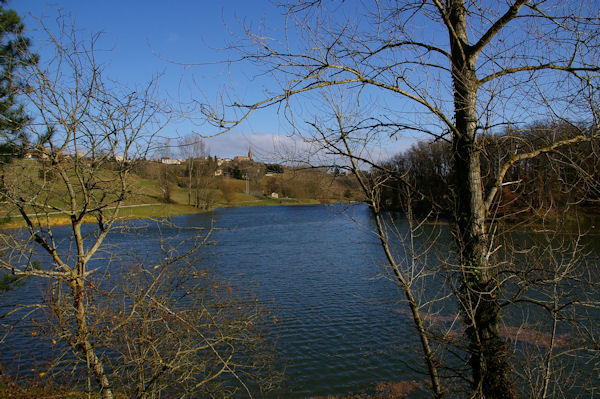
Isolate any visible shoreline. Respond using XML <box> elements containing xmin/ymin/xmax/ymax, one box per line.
<box><xmin>4</xmin><ymin>200</ymin><xmax>597</xmax><ymax>233</ymax></box>
<box><xmin>0</xmin><ymin>197</ymin><xmax>347</xmax><ymax>230</ymax></box>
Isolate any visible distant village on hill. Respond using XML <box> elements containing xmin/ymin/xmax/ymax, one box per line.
<box><xmin>13</xmin><ymin>143</ymin><xmax>360</xmax><ymax>211</ymax></box>
<box><xmin>156</xmin><ymin>146</ymin><xmax>351</xmax><ymax>181</ymax></box>
<box><xmin>137</xmin><ymin>145</ymin><xmax>360</xmax><ymax>208</ymax></box>
<box><xmin>159</xmin><ymin>147</ymin><xmax>263</xmax><ymax>177</ymax></box>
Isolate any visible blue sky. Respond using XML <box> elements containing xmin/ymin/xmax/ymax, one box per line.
<box><xmin>13</xmin><ymin>1</ymin><xmax>283</xmax><ymax>87</ymax></box>
<box><xmin>10</xmin><ymin>1</ymin><xmax>597</xmax><ymax>163</ymax></box>
<box><xmin>10</xmin><ymin>1</ymin><xmax>433</xmax><ymax>164</ymax></box>
<box><xmin>10</xmin><ymin>1</ymin><xmax>312</xmax><ymax>160</ymax></box>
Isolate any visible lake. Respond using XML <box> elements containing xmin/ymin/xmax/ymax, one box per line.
<box><xmin>169</xmin><ymin>203</ymin><xmax>430</xmax><ymax>397</ymax></box>
<box><xmin>1</xmin><ymin>203</ymin><xmax>598</xmax><ymax>397</ymax></box>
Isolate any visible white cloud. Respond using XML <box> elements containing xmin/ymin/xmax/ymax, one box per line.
<box><xmin>204</xmin><ymin>132</ymin><xmax>309</xmax><ymax>163</ymax></box>
<box><xmin>204</xmin><ymin>132</ymin><xmax>417</xmax><ymax>167</ymax></box>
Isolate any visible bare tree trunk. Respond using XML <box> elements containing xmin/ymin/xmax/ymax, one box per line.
<box><xmin>70</xmin><ymin>280</ymin><xmax>113</xmax><ymax>399</ymax></box>
<box><xmin>187</xmin><ymin>159</ymin><xmax>193</xmax><ymax>206</ymax></box>
<box><xmin>339</xmin><ymin>127</ymin><xmax>443</xmax><ymax>398</ymax></box>
<box><xmin>72</xmin><ymin>224</ymin><xmax>113</xmax><ymax>399</ymax></box>
<box><xmin>194</xmin><ymin>165</ymin><xmax>200</xmax><ymax>208</ymax></box>
<box><xmin>453</xmin><ymin>132</ymin><xmax>513</xmax><ymax>398</ymax></box>
<box><xmin>448</xmin><ymin>1</ymin><xmax>514</xmax><ymax>397</ymax></box>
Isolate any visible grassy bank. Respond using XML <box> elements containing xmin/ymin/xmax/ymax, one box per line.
<box><xmin>218</xmin><ymin>197</ymin><xmax>322</xmax><ymax>207</ymax></box>
<box><xmin>0</xmin><ymin>159</ymin><xmax>357</xmax><ymax>230</ymax></box>
<box><xmin>0</xmin><ymin>203</ymin><xmax>202</xmax><ymax>230</ymax></box>
<box><xmin>0</xmin><ymin>197</ymin><xmax>334</xmax><ymax>230</ymax></box>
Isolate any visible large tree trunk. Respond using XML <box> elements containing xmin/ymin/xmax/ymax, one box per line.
<box><xmin>448</xmin><ymin>1</ymin><xmax>515</xmax><ymax>397</ymax></box>
<box><xmin>453</xmin><ymin>132</ymin><xmax>514</xmax><ymax>399</ymax></box>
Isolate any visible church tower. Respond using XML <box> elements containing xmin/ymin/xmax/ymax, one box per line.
<box><xmin>248</xmin><ymin>147</ymin><xmax>252</xmax><ymax>160</ymax></box>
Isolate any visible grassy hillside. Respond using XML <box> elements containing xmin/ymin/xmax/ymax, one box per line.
<box><xmin>0</xmin><ymin>159</ymin><xmax>359</xmax><ymax>229</ymax></box>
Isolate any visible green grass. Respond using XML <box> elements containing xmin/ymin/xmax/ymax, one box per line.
<box><xmin>220</xmin><ymin>197</ymin><xmax>321</xmax><ymax>207</ymax></box>
<box><xmin>0</xmin><ymin>161</ymin><xmax>343</xmax><ymax>230</ymax></box>
<box><xmin>118</xmin><ymin>203</ymin><xmax>202</xmax><ymax>219</ymax></box>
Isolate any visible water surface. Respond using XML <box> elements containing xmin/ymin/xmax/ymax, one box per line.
<box><xmin>9</xmin><ymin>204</ymin><xmax>598</xmax><ymax>397</ymax></box>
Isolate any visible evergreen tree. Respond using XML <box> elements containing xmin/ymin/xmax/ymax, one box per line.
<box><xmin>0</xmin><ymin>1</ymin><xmax>34</xmax><ymax>156</ymax></box>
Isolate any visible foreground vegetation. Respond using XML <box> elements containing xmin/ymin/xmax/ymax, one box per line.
<box><xmin>2</xmin><ymin>0</ymin><xmax>600</xmax><ymax>397</ymax></box>
<box><xmin>0</xmin><ymin>376</ymin><xmax>128</xmax><ymax>399</ymax></box>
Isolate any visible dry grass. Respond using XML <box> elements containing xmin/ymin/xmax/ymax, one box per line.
<box><xmin>0</xmin><ymin>375</ymin><xmax>128</xmax><ymax>399</ymax></box>
<box><xmin>311</xmin><ymin>381</ymin><xmax>421</xmax><ymax>399</ymax></box>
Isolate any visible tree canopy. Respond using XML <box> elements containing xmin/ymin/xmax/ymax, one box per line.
<box><xmin>0</xmin><ymin>2</ymin><xmax>34</xmax><ymax>153</ymax></box>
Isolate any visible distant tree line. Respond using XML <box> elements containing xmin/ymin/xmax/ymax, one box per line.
<box><xmin>378</xmin><ymin>121</ymin><xmax>600</xmax><ymax>219</ymax></box>
<box><xmin>265</xmin><ymin>163</ymin><xmax>284</xmax><ymax>174</ymax></box>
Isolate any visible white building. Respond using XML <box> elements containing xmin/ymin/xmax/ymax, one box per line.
<box><xmin>160</xmin><ymin>157</ymin><xmax>182</xmax><ymax>165</ymax></box>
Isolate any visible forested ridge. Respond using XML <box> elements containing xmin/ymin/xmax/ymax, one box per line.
<box><xmin>378</xmin><ymin>121</ymin><xmax>600</xmax><ymax>220</ymax></box>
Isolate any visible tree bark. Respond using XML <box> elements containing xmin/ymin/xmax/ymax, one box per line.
<box><xmin>72</xmin><ymin>222</ymin><xmax>113</xmax><ymax>399</ymax></box>
<box><xmin>448</xmin><ymin>1</ymin><xmax>515</xmax><ymax>397</ymax></box>
<box><xmin>73</xmin><ymin>277</ymin><xmax>113</xmax><ymax>399</ymax></box>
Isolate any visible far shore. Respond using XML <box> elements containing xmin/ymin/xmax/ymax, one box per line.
<box><xmin>0</xmin><ymin>197</ymin><xmax>350</xmax><ymax>230</ymax></box>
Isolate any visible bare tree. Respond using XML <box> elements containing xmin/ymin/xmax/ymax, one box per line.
<box><xmin>336</xmin><ymin>108</ymin><xmax>444</xmax><ymax>398</ymax></box>
<box><xmin>193</xmin><ymin>1</ymin><xmax>600</xmax><ymax>397</ymax></box>
<box><xmin>0</xmin><ymin>16</ymin><xmax>279</xmax><ymax>399</ymax></box>
<box><xmin>193</xmin><ymin>156</ymin><xmax>219</xmax><ymax>209</ymax></box>
<box><xmin>0</xmin><ymin>16</ymin><xmax>166</xmax><ymax>398</ymax></box>
<box><xmin>69</xmin><ymin>223</ymin><xmax>280</xmax><ymax>399</ymax></box>
<box><xmin>179</xmin><ymin>134</ymin><xmax>207</xmax><ymax>206</ymax></box>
